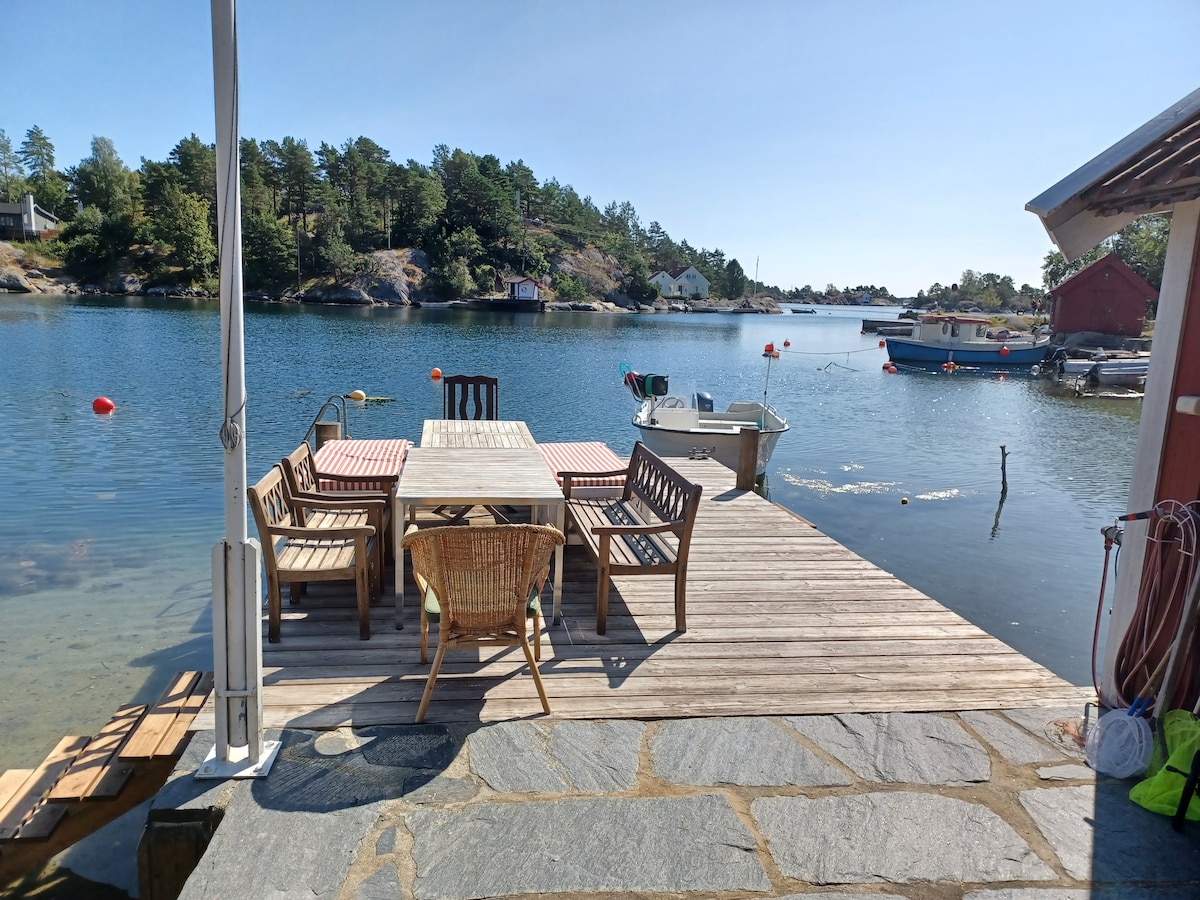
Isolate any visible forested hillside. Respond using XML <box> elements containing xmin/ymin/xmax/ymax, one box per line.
<box><xmin>0</xmin><ymin>126</ymin><xmax>1170</xmax><ymax>309</ymax></box>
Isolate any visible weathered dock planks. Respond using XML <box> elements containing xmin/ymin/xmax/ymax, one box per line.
<box><xmin>193</xmin><ymin>455</ymin><xmax>1090</xmax><ymax>731</ymax></box>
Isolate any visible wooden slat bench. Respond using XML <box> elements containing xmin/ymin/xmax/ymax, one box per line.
<box><xmin>561</xmin><ymin>441</ymin><xmax>703</xmax><ymax>634</ymax></box>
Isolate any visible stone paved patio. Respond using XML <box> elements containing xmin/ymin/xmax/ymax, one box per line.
<box><xmin>36</xmin><ymin>705</ymin><xmax>1200</xmax><ymax>899</ymax></box>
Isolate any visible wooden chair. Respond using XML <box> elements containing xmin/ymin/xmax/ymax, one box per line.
<box><xmin>443</xmin><ymin>375</ymin><xmax>498</xmax><ymax>421</ymax></box>
<box><xmin>401</xmin><ymin>523</ymin><xmax>564</xmax><ymax>723</ymax></box>
<box><xmin>283</xmin><ymin>441</ymin><xmax>394</xmax><ymax>568</ymax></box>
<box><xmin>248</xmin><ymin>465</ymin><xmax>380</xmax><ymax>642</ymax></box>
<box><xmin>439</xmin><ymin>374</ymin><xmax>508</xmax><ymax>523</ymax></box>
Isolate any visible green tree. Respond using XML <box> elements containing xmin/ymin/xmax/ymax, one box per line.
<box><xmin>389</xmin><ymin>160</ymin><xmax>445</xmax><ymax>248</ymax></box>
<box><xmin>723</xmin><ymin>258</ymin><xmax>747</xmax><ymax>299</ymax></box>
<box><xmin>275</xmin><ymin>137</ymin><xmax>317</xmax><ymax>230</ymax></box>
<box><xmin>314</xmin><ymin>208</ymin><xmax>357</xmax><ymax>283</ymax></box>
<box><xmin>152</xmin><ymin>182</ymin><xmax>216</xmax><ymax>280</ymax></box>
<box><xmin>1042</xmin><ymin>214</ymin><xmax>1170</xmax><ymax>291</ymax></box>
<box><xmin>239</xmin><ymin>138</ymin><xmax>274</xmax><ymax>217</ymax></box>
<box><xmin>554</xmin><ymin>273</ymin><xmax>587</xmax><ymax>302</ymax></box>
<box><xmin>242</xmin><ymin>210</ymin><xmax>295</xmax><ymax>288</ymax></box>
<box><xmin>0</xmin><ymin>130</ymin><xmax>25</xmax><ymax>202</ymax></box>
<box><xmin>70</xmin><ymin>136</ymin><xmax>138</xmax><ymax>218</ymax></box>
<box><xmin>18</xmin><ymin>126</ymin><xmax>68</xmax><ymax>217</ymax></box>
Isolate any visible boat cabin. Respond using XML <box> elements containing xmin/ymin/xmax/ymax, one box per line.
<box><xmin>914</xmin><ymin>314</ymin><xmax>991</xmax><ymax>345</ymax></box>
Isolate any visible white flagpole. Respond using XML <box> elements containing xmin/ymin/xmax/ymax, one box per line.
<box><xmin>198</xmin><ymin>0</ymin><xmax>278</xmax><ymax>779</ymax></box>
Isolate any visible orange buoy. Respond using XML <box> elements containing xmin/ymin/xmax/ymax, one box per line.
<box><xmin>1000</xmin><ymin>345</ymin><xmax>1010</xmax><ymax>356</ymax></box>
<box><xmin>887</xmin><ymin>365</ymin><xmax>897</xmax><ymax>374</ymax></box>
<box><xmin>882</xmin><ymin>361</ymin><xmax>892</xmax><ymax>370</ymax></box>
<box><xmin>431</xmin><ymin>367</ymin><xmax>442</xmax><ymax>380</ymax></box>
<box><xmin>878</xmin><ymin>339</ymin><xmax>886</xmax><ymax>347</ymax></box>
<box><xmin>92</xmin><ymin>396</ymin><xmax>115</xmax><ymax>414</ymax></box>
<box><xmin>783</xmin><ymin>339</ymin><xmax>791</xmax><ymax>347</ymax></box>
<box><xmin>772</xmin><ymin>350</ymin><xmax>780</xmax><ymax>359</ymax></box>
<box><xmin>764</xmin><ymin>342</ymin><xmax>774</xmax><ymax>353</ymax></box>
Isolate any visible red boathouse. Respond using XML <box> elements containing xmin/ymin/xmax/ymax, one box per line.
<box><xmin>1048</xmin><ymin>253</ymin><xmax>1157</xmax><ymax>338</ymax></box>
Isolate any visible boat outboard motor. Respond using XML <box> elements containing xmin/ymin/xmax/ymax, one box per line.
<box><xmin>695</xmin><ymin>391</ymin><xmax>714</xmax><ymax>413</ymax></box>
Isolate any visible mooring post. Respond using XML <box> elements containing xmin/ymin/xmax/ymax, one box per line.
<box><xmin>1000</xmin><ymin>444</ymin><xmax>1009</xmax><ymax>494</ymax></box>
<box><xmin>736</xmin><ymin>426</ymin><xmax>760</xmax><ymax>491</ymax></box>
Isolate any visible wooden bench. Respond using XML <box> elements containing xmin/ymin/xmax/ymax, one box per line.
<box><xmin>561</xmin><ymin>441</ymin><xmax>703</xmax><ymax>634</ymax></box>
<box><xmin>249</xmin><ymin>465</ymin><xmax>382</xmax><ymax>642</ymax></box>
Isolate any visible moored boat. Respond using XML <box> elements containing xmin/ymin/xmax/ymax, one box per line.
<box><xmin>622</xmin><ymin>369</ymin><xmax>789</xmax><ymax>476</ymax></box>
<box><xmin>885</xmin><ymin>314</ymin><xmax>1050</xmax><ymax>365</ymax></box>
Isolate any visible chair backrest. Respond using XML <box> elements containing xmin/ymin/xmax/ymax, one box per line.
<box><xmin>248</xmin><ymin>465</ymin><xmax>297</xmax><ymax>562</ymax></box>
<box><xmin>402</xmin><ymin>524</ymin><xmax>563</xmax><ymax>631</ymax></box>
<box><xmin>282</xmin><ymin>442</ymin><xmax>320</xmax><ymax>497</ymax></box>
<box><xmin>443</xmin><ymin>375</ymin><xmax>498</xmax><ymax>420</ymax></box>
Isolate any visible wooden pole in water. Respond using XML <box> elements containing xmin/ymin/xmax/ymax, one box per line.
<box><xmin>736</xmin><ymin>426</ymin><xmax>759</xmax><ymax>491</ymax></box>
<box><xmin>1000</xmin><ymin>445</ymin><xmax>1009</xmax><ymax>494</ymax></box>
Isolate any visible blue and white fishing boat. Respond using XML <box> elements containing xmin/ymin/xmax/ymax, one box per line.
<box><xmin>885</xmin><ymin>314</ymin><xmax>1051</xmax><ymax>365</ymax></box>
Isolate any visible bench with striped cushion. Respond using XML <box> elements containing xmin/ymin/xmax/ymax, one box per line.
<box><xmin>562</xmin><ymin>441</ymin><xmax>702</xmax><ymax>635</ymax></box>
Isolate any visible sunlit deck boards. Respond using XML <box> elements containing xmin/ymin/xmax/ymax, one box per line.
<box><xmin>193</xmin><ymin>456</ymin><xmax>1088</xmax><ymax>731</ymax></box>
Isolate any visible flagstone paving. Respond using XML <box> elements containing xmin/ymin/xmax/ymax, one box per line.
<box><xmin>35</xmin><ymin>706</ymin><xmax>1200</xmax><ymax>899</ymax></box>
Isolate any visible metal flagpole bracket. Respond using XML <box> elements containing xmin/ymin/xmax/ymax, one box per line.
<box><xmin>196</xmin><ymin>738</ymin><xmax>281</xmax><ymax>780</ymax></box>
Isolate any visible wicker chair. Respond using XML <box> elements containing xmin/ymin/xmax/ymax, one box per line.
<box><xmin>401</xmin><ymin>523</ymin><xmax>564</xmax><ymax>723</ymax></box>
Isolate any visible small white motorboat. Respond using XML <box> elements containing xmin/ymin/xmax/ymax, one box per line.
<box><xmin>622</xmin><ymin>368</ymin><xmax>789</xmax><ymax>476</ymax></box>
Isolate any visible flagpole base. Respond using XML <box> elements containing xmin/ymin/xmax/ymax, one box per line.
<box><xmin>194</xmin><ymin>739</ymin><xmax>281</xmax><ymax>780</ymax></box>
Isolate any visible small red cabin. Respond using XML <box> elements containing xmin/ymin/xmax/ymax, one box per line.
<box><xmin>1048</xmin><ymin>253</ymin><xmax>1156</xmax><ymax>337</ymax></box>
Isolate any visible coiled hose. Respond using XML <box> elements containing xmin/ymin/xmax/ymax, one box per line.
<box><xmin>1110</xmin><ymin>501</ymin><xmax>1200</xmax><ymax>712</ymax></box>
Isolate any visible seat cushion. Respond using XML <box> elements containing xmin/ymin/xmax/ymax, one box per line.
<box><xmin>423</xmin><ymin>586</ymin><xmax>540</xmax><ymax>624</ymax></box>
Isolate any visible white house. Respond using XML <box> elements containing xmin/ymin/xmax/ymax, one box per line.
<box><xmin>502</xmin><ymin>276</ymin><xmax>540</xmax><ymax>301</ymax></box>
<box><xmin>650</xmin><ymin>265</ymin><xmax>710</xmax><ymax>300</ymax></box>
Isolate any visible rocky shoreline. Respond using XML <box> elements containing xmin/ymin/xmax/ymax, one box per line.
<box><xmin>0</xmin><ymin>242</ymin><xmax>785</xmax><ymax>313</ymax></box>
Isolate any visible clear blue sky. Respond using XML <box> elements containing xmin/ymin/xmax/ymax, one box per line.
<box><xmin>7</xmin><ymin>0</ymin><xmax>1199</xmax><ymax>296</ymax></box>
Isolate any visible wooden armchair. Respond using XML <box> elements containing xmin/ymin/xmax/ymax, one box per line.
<box><xmin>443</xmin><ymin>375</ymin><xmax>498</xmax><ymax>421</ymax></box>
<box><xmin>401</xmin><ymin>523</ymin><xmax>564</xmax><ymax>723</ymax></box>
<box><xmin>283</xmin><ymin>440</ymin><xmax>394</xmax><ymax>567</ymax></box>
<box><xmin>249</xmin><ymin>464</ymin><xmax>381</xmax><ymax>642</ymax></box>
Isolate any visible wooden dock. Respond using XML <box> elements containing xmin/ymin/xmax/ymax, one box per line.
<box><xmin>193</xmin><ymin>456</ymin><xmax>1087</xmax><ymax>730</ymax></box>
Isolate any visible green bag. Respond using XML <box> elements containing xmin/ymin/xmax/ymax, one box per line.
<box><xmin>1129</xmin><ymin>709</ymin><xmax>1200</xmax><ymax>820</ymax></box>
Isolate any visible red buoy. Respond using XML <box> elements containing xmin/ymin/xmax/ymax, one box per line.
<box><xmin>882</xmin><ymin>361</ymin><xmax>893</xmax><ymax>370</ymax></box>
<box><xmin>878</xmin><ymin>339</ymin><xmax>886</xmax><ymax>348</ymax></box>
<box><xmin>93</xmin><ymin>396</ymin><xmax>115</xmax><ymax>414</ymax></box>
<box><xmin>431</xmin><ymin>367</ymin><xmax>442</xmax><ymax>380</ymax></box>
<box><xmin>887</xmin><ymin>365</ymin><xmax>897</xmax><ymax>374</ymax></box>
<box><xmin>764</xmin><ymin>342</ymin><xmax>774</xmax><ymax>353</ymax></box>
<box><xmin>783</xmin><ymin>339</ymin><xmax>791</xmax><ymax>347</ymax></box>
<box><xmin>1000</xmin><ymin>345</ymin><xmax>1010</xmax><ymax>356</ymax></box>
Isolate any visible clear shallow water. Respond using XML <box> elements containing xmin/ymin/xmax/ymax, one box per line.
<box><xmin>0</xmin><ymin>297</ymin><xmax>1137</xmax><ymax>767</ymax></box>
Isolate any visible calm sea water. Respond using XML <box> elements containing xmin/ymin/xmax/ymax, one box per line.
<box><xmin>0</xmin><ymin>296</ymin><xmax>1138</xmax><ymax>767</ymax></box>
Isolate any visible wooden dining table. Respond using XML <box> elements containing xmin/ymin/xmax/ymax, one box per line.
<box><xmin>420</xmin><ymin>418</ymin><xmax>535</xmax><ymax>449</ymax></box>
<box><xmin>394</xmin><ymin>421</ymin><xmax>566</xmax><ymax>627</ymax></box>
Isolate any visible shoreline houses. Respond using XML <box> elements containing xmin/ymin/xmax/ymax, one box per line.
<box><xmin>1028</xmin><ymin>85</ymin><xmax>1200</xmax><ymax>714</ymax></box>
<box><xmin>650</xmin><ymin>265</ymin><xmax>710</xmax><ymax>300</ymax></box>
<box><xmin>0</xmin><ymin>193</ymin><xmax>59</xmax><ymax>242</ymax></box>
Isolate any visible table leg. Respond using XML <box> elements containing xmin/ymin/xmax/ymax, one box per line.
<box><xmin>394</xmin><ymin>499</ymin><xmax>406</xmax><ymax>629</ymax></box>
<box><xmin>553</xmin><ymin>501</ymin><xmax>565</xmax><ymax>624</ymax></box>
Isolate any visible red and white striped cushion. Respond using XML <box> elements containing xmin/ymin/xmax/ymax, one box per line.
<box><xmin>537</xmin><ymin>442</ymin><xmax>626</xmax><ymax>487</ymax></box>
<box><xmin>312</xmin><ymin>439</ymin><xmax>410</xmax><ymax>492</ymax></box>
